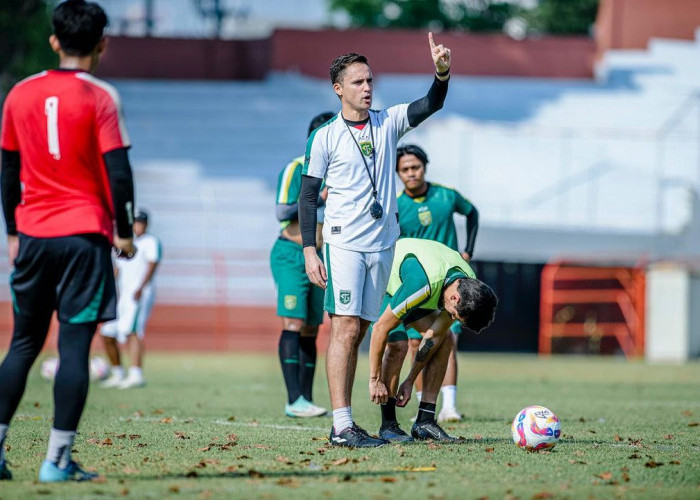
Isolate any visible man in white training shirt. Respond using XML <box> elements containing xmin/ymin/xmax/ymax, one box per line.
<box><xmin>299</xmin><ymin>33</ymin><xmax>452</xmax><ymax>447</ymax></box>
<box><xmin>101</xmin><ymin>209</ymin><xmax>162</xmax><ymax>389</ymax></box>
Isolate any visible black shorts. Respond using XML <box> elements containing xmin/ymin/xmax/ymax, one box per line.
<box><xmin>11</xmin><ymin>233</ymin><xmax>116</xmax><ymax>324</ymax></box>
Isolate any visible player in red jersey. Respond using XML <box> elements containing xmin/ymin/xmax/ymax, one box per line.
<box><xmin>0</xmin><ymin>0</ymin><xmax>135</xmax><ymax>482</ymax></box>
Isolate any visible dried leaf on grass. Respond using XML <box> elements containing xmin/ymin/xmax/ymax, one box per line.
<box><xmin>174</xmin><ymin>432</ymin><xmax>190</xmax><ymax>440</ymax></box>
<box><xmin>645</xmin><ymin>461</ymin><xmax>663</xmax><ymax>468</ymax></box>
<box><xmin>331</xmin><ymin>457</ymin><xmax>349</xmax><ymax>466</ymax></box>
<box><xmin>380</xmin><ymin>477</ymin><xmax>397</xmax><ymax>483</ymax></box>
<box><xmin>248</xmin><ymin>469</ymin><xmax>265</xmax><ymax>478</ymax></box>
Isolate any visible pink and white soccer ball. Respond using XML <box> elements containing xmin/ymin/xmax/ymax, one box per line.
<box><xmin>40</xmin><ymin>356</ymin><xmax>109</xmax><ymax>381</ymax></box>
<box><xmin>512</xmin><ymin>405</ymin><xmax>561</xmax><ymax>451</ymax></box>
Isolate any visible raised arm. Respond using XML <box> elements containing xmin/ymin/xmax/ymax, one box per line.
<box><xmin>407</xmin><ymin>32</ymin><xmax>452</xmax><ymax>128</ymax></box>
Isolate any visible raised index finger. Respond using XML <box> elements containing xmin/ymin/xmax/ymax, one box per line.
<box><xmin>428</xmin><ymin>31</ymin><xmax>436</xmax><ymax>50</ymax></box>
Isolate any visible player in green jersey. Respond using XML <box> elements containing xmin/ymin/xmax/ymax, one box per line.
<box><xmin>368</xmin><ymin>239</ymin><xmax>497</xmax><ymax>442</ymax></box>
<box><xmin>271</xmin><ymin>112</ymin><xmax>335</xmax><ymax>418</ymax></box>
<box><xmin>393</xmin><ymin>144</ymin><xmax>479</xmax><ymax>422</ymax></box>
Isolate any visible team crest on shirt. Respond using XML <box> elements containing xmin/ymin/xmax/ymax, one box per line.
<box><xmin>339</xmin><ymin>290</ymin><xmax>352</xmax><ymax>305</ymax></box>
<box><xmin>359</xmin><ymin>141</ymin><xmax>373</xmax><ymax>157</ymax></box>
<box><xmin>284</xmin><ymin>295</ymin><xmax>297</xmax><ymax>310</ymax></box>
<box><xmin>418</xmin><ymin>206</ymin><xmax>433</xmax><ymax>226</ymax></box>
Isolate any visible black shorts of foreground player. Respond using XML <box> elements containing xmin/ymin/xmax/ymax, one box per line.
<box><xmin>299</xmin><ymin>33</ymin><xmax>452</xmax><ymax>448</ymax></box>
<box><xmin>0</xmin><ymin>0</ymin><xmax>136</xmax><ymax>483</ymax></box>
<box><xmin>369</xmin><ymin>239</ymin><xmax>497</xmax><ymax>443</ymax></box>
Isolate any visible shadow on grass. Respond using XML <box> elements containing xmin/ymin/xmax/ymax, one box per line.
<box><xmin>114</xmin><ymin>468</ymin><xmax>414</xmax><ymax>482</ymax></box>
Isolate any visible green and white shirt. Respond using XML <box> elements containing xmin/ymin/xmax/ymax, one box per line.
<box><xmin>397</xmin><ymin>182</ymin><xmax>475</xmax><ymax>251</ymax></box>
<box><xmin>303</xmin><ymin>106</ymin><xmax>413</xmax><ymax>252</ymax></box>
<box><xmin>386</xmin><ymin>238</ymin><xmax>475</xmax><ymax>321</ymax></box>
<box><xmin>275</xmin><ymin>156</ymin><xmax>304</xmax><ymax>231</ymax></box>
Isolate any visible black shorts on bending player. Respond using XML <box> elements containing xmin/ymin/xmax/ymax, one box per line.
<box><xmin>11</xmin><ymin>233</ymin><xmax>116</xmax><ymax>323</ymax></box>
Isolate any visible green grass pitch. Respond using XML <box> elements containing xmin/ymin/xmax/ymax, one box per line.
<box><xmin>0</xmin><ymin>353</ymin><xmax>698</xmax><ymax>499</ymax></box>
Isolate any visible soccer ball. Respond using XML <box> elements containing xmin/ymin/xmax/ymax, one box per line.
<box><xmin>511</xmin><ymin>405</ymin><xmax>561</xmax><ymax>451</ymax></box>
<box><xmin>39</xmin><ymin>356</ymin><xmax>109</xmax><ymax>382</ymax></box>
<box><xmin>89</xmin><ymin>356</ymin><xmax>109</xmax><ymax>381</ymax></box>
<box><xmin>40</xmin><ymin>356</ymin><xmax>60</xmax><ymax>381</ymax></box>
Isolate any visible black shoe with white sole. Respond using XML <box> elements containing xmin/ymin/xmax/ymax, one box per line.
<box><xmin>329</xmin><ymin>424</ymin><xmax>387</xmax><ymax>448</ymax></box>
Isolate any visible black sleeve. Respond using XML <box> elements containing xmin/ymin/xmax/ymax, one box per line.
<box><xmin>406</xmin><ymin>76</ymin><xmax>449</xmax><ymax>128</ymax></box>
<box><xmin>465</xmin><ymin>206</ymin><xmax>479</xmax><ymax>257</ymax></box>
<box><xmin>103</xmin><ymin>148</ymin><xmax>135</xmax><ymax>239</ymax></box>
<box><xmin>1</xmin><ymin>149</ymin><xmax>21</xmax><ymax>236</ymax></box>
<box><xmin>300</xmin><ymin>175</ymin><xmax>323</xmax><ymax>248</ymax></box>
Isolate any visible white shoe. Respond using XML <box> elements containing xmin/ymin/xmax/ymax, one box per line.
<box><xmin>99</xmin><ymin>373</ymin><xmax>124</xmax><ymax>388</ymax></box>
<box><xmin>285</xmin><ymin>397</ymin><xmax>327</xmax><ymax>418</ymax></box>
<box><xmin>117</xmin><ymin>375</ymin><xmax>146</xmax><ymax>389</ymax></box>
<box><xmin>437</xmin><ymin>407</ymin><xmax>463</xmax><ymax>423</ymax></box>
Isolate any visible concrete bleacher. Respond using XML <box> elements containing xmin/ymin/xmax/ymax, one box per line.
<box><xmin>1</xmin><ymin>31</ymin><xmax>699</xmax><ymax>311</ymax></box>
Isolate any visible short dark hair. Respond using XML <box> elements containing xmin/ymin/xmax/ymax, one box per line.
<box><xmin>53</xmin><ymin>0</ymin><xmax>108</xmax><ymax>56</ymax></box>
<box><xmin>330</xmin><ymin>53</ymin><xmax>369</xmax><ymax>85</ymax></box>
<box><xmin>308</xmin><ymin>112</ymin><xmax>335</xmax><ymax>138</ymax></box>
<box><xmin>455</xmin><ymin>278</ymin><xmax>498</xmax><ymax>333</ymax></box>
<box><xmin>396</xmin><ymin>144</ymin><xmax>429</xmax><ymax>171</ymax></box>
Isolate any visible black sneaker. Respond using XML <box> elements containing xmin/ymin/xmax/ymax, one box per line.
<box><xmin>410</xmin><ymin>419</ymin><xmax>459</xmax><ymax>442</ymax></box>
<box><xmin>329</xmin><ymin>425</ymin><xmax>387</xmax><ymax>448</ymax></box>
<box><xmin>379</xmin><ymin>422</ymin><xmax>414</xmax><ymax>443</ymax></box>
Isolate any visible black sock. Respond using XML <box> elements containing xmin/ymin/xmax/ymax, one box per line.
<box><xmin>380</xmin><ymin>397</ymin><xmax>398</xmax><ymax>428</ymax></box>
<box><xmin>278</xmin><ymin>330</ymin><xmax>301</xmax><ymax>404</ymax></box>
<box><xmin>417</xmin><ymin>402</ymin><xmax>437</xmax><ymax>424</ymax></box>
<box><xmin>298</xmin><ymin>335</ymin><xmax>317</xmax><ymax>402</ymax></box>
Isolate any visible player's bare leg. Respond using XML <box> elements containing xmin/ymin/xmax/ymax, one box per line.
<box><xmin>118</xmin><ymin>334</ymin><xmax>145</xmax><ymax>389</ymax></box>
<box><xmin>408</xmin><ymin>338</ymin><xmax>424</xmax><ymax>401</ymax></box>
<box><xmin>99</xmin><ymin>336</ymin><xmax>124</xmax><ymax>388</ymax></box>
<box><xmin>327</xmin><ymin>315</ymin><xmax>384</xmax><ymax>446</ymax></box>
<box><xmin>409</xmin><ymin>313</ymin><xmax>459</xmax><ymax>442</ymax></box>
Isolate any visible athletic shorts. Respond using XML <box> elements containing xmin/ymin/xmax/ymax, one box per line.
<box><xmin>11</xmin><ymin>233</ymin><xmax>116</xmax><ymax>324</ymax></box>
<box><xmin>324</xmin><ymin>244</ymin><xmax>394</xmax><ymax>322</ymax></box>
<box><xmin>101</xmin><ymin>285</ymin><xmax>155</xmax><ymax>343</ymax></box>
<box><xmin>270</xmin><ymin>237</ymin><xmax>324</xmax><ymax>326</ymax></box>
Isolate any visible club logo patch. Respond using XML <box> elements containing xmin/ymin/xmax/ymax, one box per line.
<box><xmin>360</xmin><ymin>141</ymin><xmax>373</xmax><ymax>157</ymax></box>
<box><xmin>284</xmin><ymin>295</ymin><xmax>297</xmax><ymax>310</ymax></box>
<box><xmin>418</xmin><ymin>206</ymin><xmax>432</xmax><ymax>226</ymax></box>
<box><xmin>339</xmin><ymin>290</ymin><xmax>352</xmax><ymax>305</ymax></box>
<box><xmin>331</xmin><ymin>226</ymin><xmax>342</xmax><ymax>235</ymax></box>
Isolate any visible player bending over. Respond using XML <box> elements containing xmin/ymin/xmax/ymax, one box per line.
<box><xmin>0</xmin><ymin>0</ymin><xmax>135</xmax><ymax>482</ymax></box>
<box><xmin>369</xmin><ymin>238</ymin><xmax>496</xmax><ymax>442</ymax></box>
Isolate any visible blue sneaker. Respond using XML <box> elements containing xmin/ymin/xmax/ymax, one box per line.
<box><xmin>285</xmin><ymin>396</ymin><xmax>327</xmax><ymax>418</ymax></box>
<box><xmin>0</xmin><ymin>459</ymin><xmax>12</xmax><ymax>480</ymax></box>
<box><xmin>379</xmin><ymin>422</ymin><xmax>414</xmax><ymax>443</ymax></box>
<box><xmin>39</xmin><ymin>460</ymin><xmax>99</xmax><ymax>482</ymax></box>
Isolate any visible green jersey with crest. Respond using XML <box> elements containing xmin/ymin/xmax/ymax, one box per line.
<box><xmin>275</xmin><ymin>156</ymin><xmax>305</xmax><ymax>231</ymax></box>
<box><xmin>397</xmin><ymin>182</ymin><xmax>474</xmax><ymax>251</ymax></box>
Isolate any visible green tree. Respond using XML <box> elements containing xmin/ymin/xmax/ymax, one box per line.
<box><xmin>527</xmin><ymin>0</ymin><xmax>599</xmax><ymax>35</ymax></box>
<box><xmin>0</xmin><ymin>1</ymin><xmax>55</xmax><ymax>94</ymax></box>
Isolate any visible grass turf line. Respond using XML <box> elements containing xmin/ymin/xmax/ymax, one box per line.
<box><xmin>0</xmin><ymin>353</ymin><xmax>698</xmax><ymax>499</ymax></box>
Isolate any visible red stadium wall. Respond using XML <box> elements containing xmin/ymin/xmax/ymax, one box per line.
<box><xmin>0</xmin><ymin>302</ymin><xmax>330</xmax><ymax>353</ymax></box>
<box><xmin>596</xmin><ymin>0</ymin><xmax>700</xmax><ymax>54</ymax></box>
<box><xmin>270</xmin><ymin>29</ymin><xmax>595</xmax><ymax>79</ymax></box>
<box><xmin>96</xmin><ymin>30</ymin><xmax>595</xmax><ymax>81</ymax></box>
<box><xmin>97</xmin><ymin>36</ymin><xmax>270</xmax><ymax>80</ymax></box>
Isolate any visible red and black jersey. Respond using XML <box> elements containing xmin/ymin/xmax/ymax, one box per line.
<box><xmin>0</xmin><ymin>69</ymin><xmax>130</xmax><ymax>241</ymax></box>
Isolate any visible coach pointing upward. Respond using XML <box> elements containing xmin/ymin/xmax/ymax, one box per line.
<box><xmin>299</xmin><ymin>33</ymin><xmax>452</xmax><ymax>447</ymax></box>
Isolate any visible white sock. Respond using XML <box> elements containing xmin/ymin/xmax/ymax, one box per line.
<box><xmin>46</xmin><ymin>428</ymin><xmax>75</xmax><ymax>468</ymax></box>
<box><xmin>0</xmin><ymin>424</ymin><xmax>8</xmax><ymax>462</ymax></box>
<box><xmin>332</xmin><ymin>407</ymin><xmax>353</xmax><ymax>433</ymax></box>
<box><xmin>111</xmin><ymin>366</ymin><xmax>124</xmax><ymax>379</ymax></box>
<box><xmin>441</xmin><ymin>385</ymin><xmax>457</xmax><ymax>410</ymax></box>
<box><xmin>416</xmin><ymin>391</ymin><xmax>422</xmax><ymax>402</ymax></box>
<box><xmin>128</xmin><ymin>366</ymin><xmax>143</xmax><ymax>379</ymax></box>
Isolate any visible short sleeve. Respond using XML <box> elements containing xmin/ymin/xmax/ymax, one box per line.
<box><xmin>387</xmin><ymin>103</ymin><xmax>413</xmax><ymax>140</ymax></box>
<box><xmin>95</xmin><ymin>87</ymin><xmax>130</xmax><ymax>154</ymax></box>
<box><xmin>277</xmin><ymin>160</ymin><xmax>302</xmax><ymax>205</ymax></box>
<box><xmin>453</xmin><ymin>189</ymin><xmax>474</xmax><ymax>216</ymax></box>
<box><xmin>0</xmin><ymin>91</ymin><xmax>19</xmax><ymax>151</ymax></box>
<box><xmin>303</xmin><ymin>127</ymin><xmax>329</xmax><ymax>179</ymax></box>
<box><xmin>388</xmin><ymin>256</ymin><xmax>431</xmax><ymax>320</ymax></box>
<box><xmin>142</xmin><ymin>236</ymin><xmax>162</xmax><ymax>263</ymax></box>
